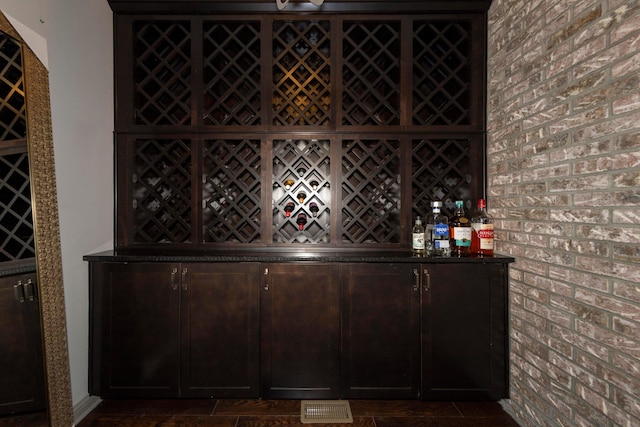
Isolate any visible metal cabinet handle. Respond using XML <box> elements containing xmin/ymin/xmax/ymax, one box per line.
<box><xmin>24</xmin><ymin>279</ymin><xmax>36</xmax><ymax>301</ymax></box>
<box><xmin>263</xmin><ymin>267</ymin><xmax>269</xmax><ymax>291</ymax></box>
<box><xmin>181</xmin><ymin>267</ymin><xmax>188</xmax><ymax>291</ymax></box>
<box><xmin>413</xmin><ymin>268</ymin><xmax>419</xmax><ymax>292</ymax></box>
<box><xmin>423</xmin><ymin>268</ymin><xmax>430</xmax><ymax>292</ymax></box>
<box><xmin>170</xmin><ymin>267</ymin><xmax>179</xmax><ymax>290</ymax></box>
<box><xmin>14</xmin><ymin>281</ymin><xmax>25</xmax><ymax>302</ymax></box>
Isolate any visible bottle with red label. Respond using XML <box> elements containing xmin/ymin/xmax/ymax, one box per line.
<box><xmin>471</xmin><ymin>198</ymin><xmax>494</xmax><ymax>257</ymax></box>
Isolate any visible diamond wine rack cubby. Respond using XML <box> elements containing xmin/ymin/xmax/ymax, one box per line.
<box><xmin>272</xmin><ymin>139</ymin><xmax>330</xmax><ymax>244</ymax></box>
<box><xmin>114</xmin><ymin>11</ymin><xmax>487</xmax><ymax>250</ymax></box>
<box><xmin>272</xmin><ymin>20</ymin><xmax>331</xmax><ymax>126</ymax></box>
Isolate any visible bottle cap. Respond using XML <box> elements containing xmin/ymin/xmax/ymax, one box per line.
<box><xmin>415</xmin><ymin>216</ymin><xmax>422</xmax><ymax>225</ymax></box>
<box><xmin>455</xmin><ymin>200</ymin><xmax>464</xmax><ymax>208</ymax></box>
<box><xmin>431</xmin><ymin>200</ymin><xmax>443</xmax><ymax>208</ymax></box>
<box><xmin>477</xmin><ymin>199</ymin><xmax>487</xmax><ymax>209</ymax></box>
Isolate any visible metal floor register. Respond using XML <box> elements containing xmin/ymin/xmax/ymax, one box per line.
<box><xmin>300</xmin><ymin>400</ymin><xmax>353</xmax><ymax>424</ymax></box>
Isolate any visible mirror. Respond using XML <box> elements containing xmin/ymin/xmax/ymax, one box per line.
<box><xmin>0</xmin><ymin>11</ymin><xmax>73</xmax><ymax>427</ymax></box>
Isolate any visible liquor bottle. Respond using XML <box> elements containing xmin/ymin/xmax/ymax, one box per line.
<box><xmin>309</xmin><ymin>202</ymin><xmax>319</xmax><ymax>217</ymax></box>
<box><xmin>471</xmin><ymin>198</ymin><xmax>494</xmax><ymax>257</ymax></box>
<box><xmin>297</xmin><ymin>191</ymin><xmax>307</xmax><ymax>203</ymax></box>
<box><xmin>427</xmin><ymin>201</ymin><xmax>450</xmax><ymax>257</ymax></box>
<box><xmin>284</xmin><ymin>201</ymin><xmax>295</xmax><ymax>217</ymax></box>
<box><xmin>296</xmin><ymin>213</ymin><xmax>307</xmax><ymax>230</ymax></box>
<box><xmin>412</xmin><ymin>216</ymin><xmax>425</xmax><ymax>257</ymax></box>
<box><xmin>449</xmin><ymin>200</ymin><xmax>472</xmax><ymax>257</ymax></box>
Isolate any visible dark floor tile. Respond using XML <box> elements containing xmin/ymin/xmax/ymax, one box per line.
<box><xmin>349</xmin><ymin>400</ymin><xmax>461</xmax><ymax>417</ymax></box>
<box><xmin>88</xmin><ymin>399</ymin><xmax>216</xmax><ymax>416</ymax></box>
<box><xmin>236</xmin><ymin>415</ymin><xmax>375</xmax><ymax>427</ymax></box>
<box><xmin>78</xmin><ymin>414</ymin><xmax>239</xmax><ymax>427</ymax></box>
<box><xmin>214</xmin><ymin>399</ymin><xmax>300</xmax><ymax>416</ymax></box>
<box><xmin>0</xmin><ymin>411</ymin><xmax>48</xmax><ymax>427</ymax></box>
<box><xmin>374</xmin><ymin>416</ymin><xmax>520</xmax><ymax>427</ymax></box>
<box><xmin>453</xmin><ymin>401</ymin><xmax>513</xmax><ymax>418</ymax></box>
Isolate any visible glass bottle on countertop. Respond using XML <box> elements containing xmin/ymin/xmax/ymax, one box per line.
<box><xmin>449</xmin><ymin>200</ymin><xmax>471</xmax><ymax>257</ymax></box>
<box><xmin>471</xmin><ymin>198</ymin><xmax>494</xmax><ymax>257</ymax></box>
<box><xmin>427</xmin><ymin>201</ymin><xmax>450</xmax><ymax>257</ymax></box>
<box><xmin>412</xmin><ymin>216</ymin><xmax>425</xmax><ymax>257</ymax></box>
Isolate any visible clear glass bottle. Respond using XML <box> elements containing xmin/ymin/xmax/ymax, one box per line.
<box><xmin>449</xmin><ymin>200</ymin><xmax>471</xmax><ymax>257</ymax></box>
<box><xmin>471</xmin><ymin>198</ymin><xmax>494</xmax><ymax>257</ymax></box>
<box><xmin>412</xmin><ymin>216</ymin><xmax>425</xmax><ymax>257</ymax></box>
<box><xmin>427</xmin><ymin>201</ymin><xmax>450</xmax><ymax>257</ymax></box>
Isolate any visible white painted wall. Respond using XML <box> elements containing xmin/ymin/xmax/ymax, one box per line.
<box><xmin>1</xmin><ymin>0</ymin><xmax>114</xmax><ymax>413</ymax></box>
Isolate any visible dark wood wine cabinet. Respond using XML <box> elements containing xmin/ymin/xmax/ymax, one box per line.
<box><xmin>90</xmin><ymin>0</ymin><xmax>510</xmax><ymax>404</ymax></box>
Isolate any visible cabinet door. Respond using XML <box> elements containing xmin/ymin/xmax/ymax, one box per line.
<box><xmin>180</xmin><ymin>263</ymin><xmax>260</xmax><ymax>397</ymax></box>
<box><xmin>0</xmin><ymin>273</ymin><xmax>46</xmax><ymax>415</ymax></box>
<box><xmin>90</xmin><ymin>262</ymin><xmax>180</xmax><ymax>398</ymax></box>
<box><xmin>260</xmin><ymin>263</ymin><xmax>340</xmax><ymax>399</ymax></box>
<box><xmin>341</xmin><ymin>263</ymin><xmax>421</xmax><ymax>399</ymax></box>
<box><xmin>422</xmin><ymin>263</ymin><xmax>507</xmax><ymax>400</ymax></box>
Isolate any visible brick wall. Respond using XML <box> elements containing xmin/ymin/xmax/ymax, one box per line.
<box><xmin>487</xmin><ymin>1</ymin><xmax>640</xmax><ymax>426</ymax></box>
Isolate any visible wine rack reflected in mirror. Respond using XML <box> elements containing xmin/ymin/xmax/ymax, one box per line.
<box><xmin>0</xmin><ymin>32</ymin><xmax>34</xmax><ymax>263</ymax></box>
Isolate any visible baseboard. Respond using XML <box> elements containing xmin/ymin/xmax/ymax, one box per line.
<box><xmin>73</xmin><ymin>394</ymin><xmax>102</xmax><ymax>425</ymax></box>
<box><xmin>499</xmin><ymin>399</ymin><xmax>522</xmax><ymax>426</ymax></box>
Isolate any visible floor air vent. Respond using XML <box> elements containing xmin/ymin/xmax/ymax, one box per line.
<box><xmin>301</xmin><ymin>400</ymin><xmax>353</xmax><ymax>424</ymax></box>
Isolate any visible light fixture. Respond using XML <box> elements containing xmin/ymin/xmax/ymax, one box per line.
<box><xmin>276</xmin><ymin>0</ymin><xmax>325</xmax><ymax>11</ymax></box>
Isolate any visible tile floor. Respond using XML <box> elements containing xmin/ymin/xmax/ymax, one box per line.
<box><xmin>76</xmin><ymin>398</ymin><xmax>521</xmax><ymax>426</ymax></box>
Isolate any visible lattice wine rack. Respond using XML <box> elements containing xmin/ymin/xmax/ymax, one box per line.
<box><xmin>132</xmin><ymin>138</ymin><xmax>192</xmax><ymax>243</ymax></box>
<box><xmin>272</xmin><ymin>139</ymin><xmax>330</xmax><ymax>244</ymax></box>
<box><xmin>133</xmin><ymin>21</ymin><xmax>192</xmax><ymax>126</ymax></box>
<box><xmin>116</xmin><ymin>13</ymin><xmax>485</xmax><ymax>250</ymax></box>
<box><xmin>341</xmin><ymin>139</ymin><xmax>401</xmax><ymax>244</ymax></box>
<box><xmin>272</xmin><ymin>20</ymin><xmax>331</xmax><ymax>126</ymax></box>
<box><xmin>342</xmin><ymin>21</ymin><xmax>401</xmax><ymax>126</ymax></box>
<box><xmin>203</xmin><ymin>139</ymin><xmax>262</xmax><ymax>243</ymax></box>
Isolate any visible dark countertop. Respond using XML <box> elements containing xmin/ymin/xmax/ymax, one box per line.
<box><xmin>84</xmin><ymin>249</ymin><xmax>515</xmax><ymax>264</ymax></box>
<box><xmin>0</xmin><ymin>260</ymin><xmax>37</xmax><ymax>278</ymax></box>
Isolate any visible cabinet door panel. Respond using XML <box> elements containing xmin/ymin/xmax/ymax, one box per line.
<box><xmin>260</xmin><ymin>263</ymin><xmax>340</xmax><ymax>399</ymax></box>
<box><xmin>0</xmin><ymin>273</ymin><xmax>46</xmax><ymax>415</ymax></box>
<box><xmin>181</xmin><ymin>263</ymin><xmax>259</xmax><ymax>397</ymax></box>
<box><xmin>422</xmin><ymin>263</ymin><xmax>507</xmax><ymax>400</ymax></box>
<box><xmin>93</xmin><ymin>262</ymin><xmax>180</xmax><ymax>398</ymax></box>
<box><xmin>341</xmin><ymin>263</ymin><xmax>421</xmax><ymax>399</ymax></box>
